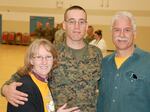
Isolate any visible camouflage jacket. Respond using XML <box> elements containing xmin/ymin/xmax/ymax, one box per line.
<box><xmin>43</xmin><ymin>28</ymin><xmax>54</xmax><ymax>42</ymax></box>
<box><xmin>50</xmin><ymin>42</ymin><xmax>102</xmax><ymax>112</ymax></box>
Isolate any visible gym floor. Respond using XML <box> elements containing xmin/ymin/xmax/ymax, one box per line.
<box><xmin>0</xmin><ymin>44</ymin><xmax>27</xmax><ymax>112</ymax></box>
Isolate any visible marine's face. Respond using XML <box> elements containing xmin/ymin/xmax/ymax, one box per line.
<box><xmin>112</xmin><ymin>16</ymin><xmax>136</xmax><ymax>51</ymax></box>
<box><xmin>63</xmin><ymin>9</ymin><xmax>88</xmax><ymax>42</ymax></box>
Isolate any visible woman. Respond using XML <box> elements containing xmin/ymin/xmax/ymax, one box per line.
<box><xmin>7</xmin><ymin>39</ymin><xmax>79</xmax><ymax>112</ymax></box>
<box><xmin>90</xmin><ymin>29</ymin><xmax>107</xmax><ymax>56</ymax></box>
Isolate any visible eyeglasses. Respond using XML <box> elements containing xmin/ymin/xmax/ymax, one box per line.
<box><xmin>112</xmin><ymin>27</ymin><xmax>134</xmax><ymax>35</ymax></box>
<box><xmin>33</xmin><ymin>55</ymin><xmax>53</xmax><ymax>61</ymax></box>
<box><xmin>65</xmin><ymin>19</ymin><xmax>87</xmax><ymax>26</ymax></box>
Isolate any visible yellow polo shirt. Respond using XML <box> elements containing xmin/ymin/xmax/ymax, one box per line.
<box><xmin>115</xmin><ymin>56</ymin><xmax>129</xmax><ymax>69</ymax></box>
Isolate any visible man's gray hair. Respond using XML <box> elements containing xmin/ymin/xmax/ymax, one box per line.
<box><xmin>111</xmin><ymin>11</ymin><xmax>136</xmax><ymax>31</ymax></box>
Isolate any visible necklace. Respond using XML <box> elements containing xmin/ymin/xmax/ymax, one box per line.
<box><xmin>31</xmin><ymin>70</ymin><xmax>48</xmax><ymax>82</ymax></box>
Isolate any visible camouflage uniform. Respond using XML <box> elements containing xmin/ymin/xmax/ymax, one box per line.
<box><xmin>34</xmin><ymin>27</ymin><xmax>44</xmax><ymax>38</ymax></box>
<box><xmin>84</xmin><ymin>35</ymin><xmax>95</xmax><ymax>44</ymax></box>
<box><xmin>50</xmin><ymin>41</ymin><xmax>102</xmax><ymax>112</ymax></box>
<box><xmin>53</xmin><ymin>29</ymin><xmax>65</xmax><ymax>45</ymax></box>
<box><xmin>43</xmin><ymin>28</ymin><xmax>54</xmax><ymax>42</ymax></box>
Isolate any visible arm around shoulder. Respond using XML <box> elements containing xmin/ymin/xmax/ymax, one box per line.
<box><xmin>1</xmin><ymin>73</ymin><xmax>21</xmax><ymax>96</ymax></box>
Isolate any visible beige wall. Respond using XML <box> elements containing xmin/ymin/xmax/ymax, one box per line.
<box><xmin>0</xmin><ymin>0</ymin><xmax>150</xmax><ymax>51</ymax></box>
<box><xmin>2</xmin><ymin>20</ymin><xmax>29</xmax><ymax>33</ymax></box>
<box><xmin>94</xmin><ymin>25</ymin><xmax>150</xmax><ymax>52</ymax></box>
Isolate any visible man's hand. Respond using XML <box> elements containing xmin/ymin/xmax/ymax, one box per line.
<box><xmin>57</xmin><ymin>103</ymin><xmax>80</xmax><ymax>112</ymax></box>
<box><xmin>2</xmin><ymin>82</ymin><xmax>28</xmax><ymax>107</ymax></box>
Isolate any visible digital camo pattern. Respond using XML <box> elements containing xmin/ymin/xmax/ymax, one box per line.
<box><xmin>43</xmin><ymin>28</ymin><xmax>54</xmax><ymax>42</ymax></box>
<box><xmin>50</xmin><ymin>42</ymin><xmax>102</xmax><ymax>112</ymax></box>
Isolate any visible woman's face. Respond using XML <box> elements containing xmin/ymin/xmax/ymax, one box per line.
<box><xmin>30</xmin><ymin>45</ymin><xmax>53</xmax><ymax>78</ymax></box>
<box><xmin>94</xmin><ymin>33</ymin><xmax>101</xmax><ymax>40</ymax></box>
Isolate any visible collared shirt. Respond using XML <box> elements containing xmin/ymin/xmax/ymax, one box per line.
<box><xmin>97</xmin><ymin>47</ymin><xmax>150</xmax><ymax>112</ymax></box>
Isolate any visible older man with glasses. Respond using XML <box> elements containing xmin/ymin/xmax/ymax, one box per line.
<box><xmin>97</xmin><ymin>11</ymin><xmax>150</xmax><ymax>112</ymax></box>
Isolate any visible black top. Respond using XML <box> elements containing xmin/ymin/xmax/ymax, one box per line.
<box><xmin>7</xmin><ymin>74</ymin><xmax>44</xmax><ymax>112</ymax></box>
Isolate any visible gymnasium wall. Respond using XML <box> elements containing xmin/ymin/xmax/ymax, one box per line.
<box><xmin>0</xmin><ymin>0</ymin><xmax>150</xmax><ymax>51</ymax></box>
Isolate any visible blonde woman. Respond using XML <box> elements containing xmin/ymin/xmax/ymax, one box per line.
<box><xmin>7</xmin><ymin>39</ymin><xmax>79</xmax><ymax>112</ymax></box>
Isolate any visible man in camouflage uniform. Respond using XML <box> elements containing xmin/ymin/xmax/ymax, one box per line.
<box><xmin>34</xmin><ymin>21</ymin><xmax>44</xmax><ymax>38</ymax></box>
<box><xmin>1</xmin><ymin>5</ymin><xmax>102</xmax><ymax>112</ymax></box>
<box><xmin>84</xmin><ymin>25</ymin><xmax>95</xmax><ymax>44</ymax></box>
<box><xmin>51</xmin><ymin>42</ymin><xmax>102</xmax><ymax>111</ymax></box>
<box><xmin>50</xmin><ymin>5</ymin><xmax>102</xmax><ymax>111</ymax></box>
<box><xmin>53</xmin><ymin>23</ymin><xmax>65</xmax><ymax>45</ymax></box>
<box><xmin>43</xmin><ymin>22</ymin><xmax>54</xmax><ymax>43</ymax></box>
